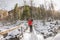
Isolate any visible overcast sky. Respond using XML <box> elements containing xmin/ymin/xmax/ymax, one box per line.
<box><xmin>0</xmin><ymin>0</ymin><xmax>60</xmax><ymax>11</ymax></box>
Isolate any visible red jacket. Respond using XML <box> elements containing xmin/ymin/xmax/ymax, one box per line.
<box><xmin>28</xmin><ymin>20</ymin><xmax>33</xmax><ymax>26</ymax></box>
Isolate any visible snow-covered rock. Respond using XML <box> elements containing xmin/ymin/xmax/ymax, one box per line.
<box><xmin>45</xmin><ymin>37</ymin><xmax>53</xmax><ymax>40</ymax></box>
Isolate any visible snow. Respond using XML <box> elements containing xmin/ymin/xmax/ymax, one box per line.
<box><xmin>0</xmin><ymin>20</ymin><xmax>60</xmax><ymax>40</ymax></box>
<box><xmin>21</xmin><ymin>33</ymin><xmax>31</xmax><ymax>40</ymax></box>
<box><xmin>45</xmin><ymin>37</ymin><xmax>53</xmax><ymax>40</ymax></box>
<box><xmin>5</xmin><ymin>36</ymin><xmax>12</xmax><ymax>40</ymax></box>
<box><xmin>21</xmin><ymin>27</ymin><xmax>44</xmax><ymax>40</ymax></box>
<box><xmin>53</xmin><ymin>33</ymin><xmax>60</xmax><ymax>40</ymax></box>
<box><xmin>0</xmin><ymin>35</ymin><xmax>4</xmax><ymax>40</ymax></box>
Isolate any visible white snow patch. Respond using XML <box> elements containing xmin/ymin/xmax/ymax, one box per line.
<box><xmin>53</xmin><ymin>33</ymin><xmax>60</xmax><ymax>40</ymax></box>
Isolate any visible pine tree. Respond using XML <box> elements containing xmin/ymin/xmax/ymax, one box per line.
<box><xmin>17</xmin><ymin>9</ymin><xmax>21</xmax><ymax>20</ymax></box>
<box><xmin>21</xmin><ymin>5</ymin><xmax>30</xmax><ymax>20</ymax></box>
<box><xmin>13</xmin><ymin>3</ymin><xmax>18</xmax><ymax>21</ymax></box>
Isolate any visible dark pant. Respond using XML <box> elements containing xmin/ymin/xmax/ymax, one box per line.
<box><xmin>29</xmin><ymin>25</ymin><xmax>32</xmax><ymax>32</ymax></box>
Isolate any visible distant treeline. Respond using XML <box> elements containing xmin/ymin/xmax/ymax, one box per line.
<box><xmin>8</xmin><ymin>3</ymin><xmax>60</xmax><ymax>21</ymax></box>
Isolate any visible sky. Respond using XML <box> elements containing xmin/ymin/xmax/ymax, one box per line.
<box><xmin>0</xmin><ymin>0</ymin><xmax>60</xmax><ymax>11</ymax></box>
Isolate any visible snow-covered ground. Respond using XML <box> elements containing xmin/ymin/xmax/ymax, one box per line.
<box><xmin>0</xmin><ymin>20</ymin><xmax>60</xmax><ymax>40</ymax></box>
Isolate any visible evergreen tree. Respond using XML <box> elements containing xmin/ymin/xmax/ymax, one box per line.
<box><xmin>21</xmin><ymin>5</ymin><xmax>30</xmax><ymax>20</ymax></box>
<box><xmin>17</xmin><ymin>9</ymin><xmax>21</xmax><ymax>20</ymax></box>
<box><xmin>13</xmin><ymin>3</ymin><xmax>18</xmax><ymax>21</ymax></box>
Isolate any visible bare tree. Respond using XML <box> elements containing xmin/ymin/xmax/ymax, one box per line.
<box><xmin>50</xmin><ymin>0</ymin><xmax>55</xmax><ymax>20</ymax></box>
